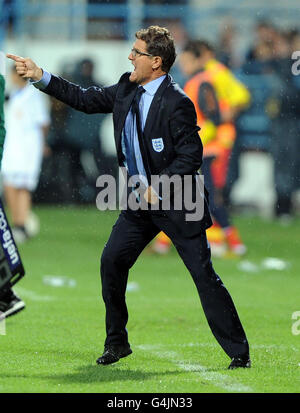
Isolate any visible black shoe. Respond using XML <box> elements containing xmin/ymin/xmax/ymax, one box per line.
<box><xmin>0</xmin><ymin>292</ymin><xmax>25</xmax><ymax>318</ymax></box>
<box><xmin>96</xmin><ymin>344</ymin><xmax>132</xmax><ymax>365</ymax></box>
<box><xmin>228</xmin><ymin>356</ymin><xmax>251</xmax><ymax>370</ymax></box>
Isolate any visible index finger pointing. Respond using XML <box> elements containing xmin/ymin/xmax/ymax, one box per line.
<box><xmin>6</xmin><ymin>54</ymin><xmax>25</xmax><ymax>63</ymax></box>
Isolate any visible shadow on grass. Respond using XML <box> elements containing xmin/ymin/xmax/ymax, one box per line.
<box><xmin>47</xmin><ymin>364</ymin><xmax>188</xmax><ymax>385</ymax></box>
<box><xmin>0</xmin><ymin>365</ymin><xmax>187</xmax><ymax>386</ymax></box>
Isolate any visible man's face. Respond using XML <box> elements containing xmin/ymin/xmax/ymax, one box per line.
<box><xmin>179</xmin><ymin>51</ymin><xmax>202</xmax><ymax>77</ymax></box>
<box><xmin>128</xmin><ymin>39</ymin><xmax>155</xmax><ymax>85</ymax></box>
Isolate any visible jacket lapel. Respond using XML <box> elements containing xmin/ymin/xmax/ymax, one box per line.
<box><xmin>143</xmin><ymin>74</ymin><xmax>172</xmax><ymax>139</ymax></box>
<box><xmin>115</xmin><ymin>82</ymin><xmax>137</xmax><ymax>154</ymax></box>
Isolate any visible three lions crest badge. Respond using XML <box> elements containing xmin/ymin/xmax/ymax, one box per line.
<box><xmin>152</xmin><ymin>138</ymin><xmax>164</xmax><ymax>153</ymax></box>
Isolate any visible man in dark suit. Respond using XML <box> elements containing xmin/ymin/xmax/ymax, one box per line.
<box><xmin>7</xmin><ymin>26</ymin><xmax>250</xmax><ymax>369</ymax></box>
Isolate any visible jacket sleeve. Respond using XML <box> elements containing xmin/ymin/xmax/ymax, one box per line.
<box><xmin>160</xmin><ymin>96</ymin><xmax>203</xmax><ymax>177</ymax></box>
<box><xmin>0</xmin><ymin>74</ymin><xmax>5</xmax><ymax>168</ymax></box>
<box><xmin>42</xmin><ymin>73</ymin><xmax>119</xmax><ymax>114</ymax></box>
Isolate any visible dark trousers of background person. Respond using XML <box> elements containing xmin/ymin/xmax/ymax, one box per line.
<box><xmin>34</xmin><ymin>146</ymin><xmax>118</xmax><ymax>204</ymax></box>
<box><xmin>223</xmin><ymin>135</ymin><xmax>241</xmax><ymax>208</ymax></box>
<box><xmin>201</xmin><ymin>156</ymin><xmax>230</xmax><ymax>227</ymax></box>
<box><xmin>100</xmin><ymin>209</ymin><xmax>249</xmax><ymax>359</ymax></box>
<box><xmin>271</xmin><ymin>119</ymin><xmax>299</xmax><ymax>217</ymax></box>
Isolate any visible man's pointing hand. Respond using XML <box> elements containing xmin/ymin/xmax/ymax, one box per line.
<box><xmin>6</xmin><ymin>54</ymin><xmax>43</xmax><ymax>82</ymax></box>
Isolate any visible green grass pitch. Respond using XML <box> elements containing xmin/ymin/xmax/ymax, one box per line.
<box><xmin>0</xmin><ymin>206</ymin><xmax>299</xmax><ymax>393</ymax></box>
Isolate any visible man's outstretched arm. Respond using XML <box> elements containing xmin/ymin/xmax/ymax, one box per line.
<box><xmin>7</xmin><ymin>54</ymin><xmax>118</xmax><ymax>114</ymax></box>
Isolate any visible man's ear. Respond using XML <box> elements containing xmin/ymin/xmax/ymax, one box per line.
<box><xmin>152</xmin><ymin>56</ymin><xmax>162</xmax><ymax>70</ymax></box>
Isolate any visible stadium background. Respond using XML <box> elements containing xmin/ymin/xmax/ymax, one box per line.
<box><xmin>2</xmin><ymin>0</ymin><xmax>300</xmax><ymax>213</ymax></box>
<box><xmin>0</xmin><ymin>0</ymin><xmax>300</xmax><ymax>394</ymax></box>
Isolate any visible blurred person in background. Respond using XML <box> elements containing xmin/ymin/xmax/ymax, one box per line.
<box><xmin>289</xmin><ymin>30</ymin><xmax>300</xmax><ymax>195</ymax></box>
<box><xmin>152</xmin><ymin>39</ymin><xmax>250</xmax><ymax>257</ymax></box>
<box><xmin>39</xmin><ymin>58</ymin><xmax>109</xmax><ymax>204</ymax></box>
<box><xmin>65</xmin><ymin>58</ymin><xmax>111</xmax><ymax>195</ymax></box>
<box><xmin>167</xmin><ymin>21</ymin><xmax>189</xmax><ymax>88</ymax></box>
<box><xmin>265</xmin><ymin>30</ymin><xmax>300</xmax><ymax>221</ymax></box>
<box><xmin>1</xmin><ymin>67</ymin><xmax>50</xmax><ymax>243</ymax></box>
<box><xmin>216</xmin><ymin>20</ymin><xmax>240</xmax><ymax>69</ymax></box>
<box><xmin>225</xmin><ymin>24</ymin><xmax>300</xmax><ymax>219</ymax></box>
<box><xmin>223</xmin><ymin>35</ymin><xmax>275</xmax><ymax>205</ymax></box>
<box><xmin>246</xmin><ymin>20</ymin><xmax>278</xmax><ymax>63</ymax></box>
<box><xmin>0</xmin><ymin>60</ymin><xmax>25</xmax><ymax>318</ymax></box>
<box><xmin>36</xmin><ymin>91</ymin><xmax>71</xmax><ymax>203</ymax></box>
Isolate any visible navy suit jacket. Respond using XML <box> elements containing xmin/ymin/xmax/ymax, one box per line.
<box><xmin>41</xmin><ymin>72</ymin><xmax>212</xmax><ymax>236</ymax></box>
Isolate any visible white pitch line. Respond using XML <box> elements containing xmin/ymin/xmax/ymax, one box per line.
<box><xmin>136</xmin><ymin>345</ymin><xmax>254</xmax><ymax>393</ymax></box>
<box><xmin>175</xmin><ymin>361</ymin><xmax>253</xmax><ymax>393</ymax></box>
<box><xmin>14</xmin><ymin>287</ymin><xmax>56</xmax><ymax>302</ymax></box>
<box><xmin>251</xmin><ymin>344</ymin><xmax>299</xmax><ymax>352</ymax></box>
<box><xmin>166</xmin><ymin>342</ymin><xmax>299</xmax><ymax>352</ymax></box>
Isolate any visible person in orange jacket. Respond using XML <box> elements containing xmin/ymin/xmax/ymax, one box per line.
<box><xmin>152</xmin><ymin>40</ymin><xmax>250</xmax><ymax>256</ymax></box>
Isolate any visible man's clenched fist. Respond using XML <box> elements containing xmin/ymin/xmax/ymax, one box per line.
<box><xmin>6</xmin><ymin>54</ymin><xmax>43</xmax><ymax>81</ymax></box>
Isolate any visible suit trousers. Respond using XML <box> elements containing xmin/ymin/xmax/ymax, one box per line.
<box><xmin>100</xmin><ymin>209</ymin><xmax>249</xmax><ymax>359</ymax></box>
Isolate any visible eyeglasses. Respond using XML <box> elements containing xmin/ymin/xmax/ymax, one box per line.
<box><xmin>131</xmin><ymin>48</ymin><xmax>153</xmax><ymax>58</ymax></box>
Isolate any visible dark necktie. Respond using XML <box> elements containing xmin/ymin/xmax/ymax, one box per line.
<box><xmin>124</xmin><ymin>86</ymin><xmax>145</xmax><ymax>177</ymax></box>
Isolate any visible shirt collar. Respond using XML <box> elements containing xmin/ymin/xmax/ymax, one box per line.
<box><xmin>142</xmin><ymin>75</ymin><xmax>166</xmax><ymax>96</ymax></box>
